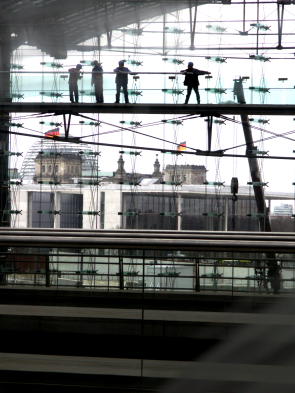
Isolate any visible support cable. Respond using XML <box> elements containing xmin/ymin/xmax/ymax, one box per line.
<box><xmin>2</xmin><ymin>127</ymin><xmax>295</xmax><ymax>161</ymax></box>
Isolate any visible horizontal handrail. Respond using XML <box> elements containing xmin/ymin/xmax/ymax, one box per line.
<box><xmin>1</xmin><ymin>228</ymin><xmax>295</xmax><ymax>240</ymax></box>
<box><xmin>0</xmin><ymin>232</ymin><xmax>294</xmax><ymax>252</ymax></box>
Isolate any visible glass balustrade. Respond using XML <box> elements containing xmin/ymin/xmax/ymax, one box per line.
<box><xmin>6</xmin><ymin>71</ymin><xmax>294</xmax><ymax>105</ymax></box>
<box><xmin>1</xmin><ymin>244</ymin><xmax>293</xmax><ymax>294</ymax></box>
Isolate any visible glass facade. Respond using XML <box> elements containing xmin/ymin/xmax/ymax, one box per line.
<box><xmin>122</xmin><ymin>193</ymin><xmax>178</xmax><ymax>229</ymax></box>
<box><xmin>30</xmin><ymin>191</ymin><xmax>83</xmax><ymax>228</ymax></box>
<box><xmin>30</xmin><ymin>192</ymin><xmax>54</xmax><ymax>228</ymax></box>
<box><xmin>60</xmin><ymin>194</ymin><xmax>83</xmax><ymax>228</ymax></box>
<box><xmin>6</xmin><ymin>2</ymin><xmax>295</xmax><ymax>233</ymax></box>
<box><xmin>122</xmin><ymin>193</ymin><xmax>261</xmax><ymax>231</ymax></box>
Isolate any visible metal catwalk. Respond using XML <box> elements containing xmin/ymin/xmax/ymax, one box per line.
<box><xmin>1</xmin><ymin>102</ymin><xmax>295</xmax><ymax>116</ymax></box>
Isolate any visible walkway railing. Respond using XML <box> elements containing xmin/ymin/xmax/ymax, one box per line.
<box><xmin>0</xmin><ymin>229</ymin><xmax>294</xmax><ymax>294</ymax></box>
<box><xmin>6</xmin><ymin>71</ymin><xmax>294</xmax><ymax>105</ymax></box>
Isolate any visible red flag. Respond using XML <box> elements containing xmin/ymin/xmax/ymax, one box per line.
<box><xmin>177</xmin><ymin>141</ymin><xmax>186</xmax><ymax>151</ymax></box>
<box><xmin>45</xmin><ymin>128</ymin><xmax>60</xmax><ymax>138</ymax></box>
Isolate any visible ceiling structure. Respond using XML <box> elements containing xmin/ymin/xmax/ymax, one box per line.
<box><xmin>0</xmin><ymin>0</ymin><xmax>229</xmax><ymax>58</ymax></box>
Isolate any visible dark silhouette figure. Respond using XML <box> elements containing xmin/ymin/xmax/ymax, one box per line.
<box><xmin>91</xmin><ymin>60</ymin><xmax>103</xmax><ymax>103</ymax></box>
<box><xmin>114</xmin><ymin>60</ymin><xmax>130</xmax><ymax>103</ymax></box>
<box><xmin>254</xmin><ymin>260</ymin><xmax>269</xmax><ymax>293</ymax></box>
<box><xmin>267</xmin><ymin>262</ymin><xmax>281</xmax><ymax>294</ymax></box>
<box><xmin>181</xmin><ymin>62</ymin><xmax>211</xmax><ymax>104</ymax></box>
<box><xmin>68</xmin><ymin>64</ymin><xmax>82</xmax><ymax>103</ymax></box>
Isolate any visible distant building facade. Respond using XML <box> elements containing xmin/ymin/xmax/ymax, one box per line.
<box><xmin>163</xmin><ymin>164</ymin><xmax>206</xmax><ymax>185</ymax></box>
<box><xmin>34</xmin><ymin>152</ymin><xmax>82</xmax><ymax>184</ymax></box>
<box><xmin>11</xmin><ymin>139</ymin><xmax>295</xmax><ymax>232</ymax></box>
<box><xmin>273</xmin><ymin>203</ymin><xmax>293</xmax><ymax>216</ymax></box>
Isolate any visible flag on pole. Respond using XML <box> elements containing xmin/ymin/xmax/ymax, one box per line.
<box><xmin>45</xmin><ymin>128</ymin><xmax>60</xmax><ymax>138</ymax></box>
<box><xmin>177</xmin><ymin>141</ymin><xmax>186</xmax><ymax>151</ymax></box>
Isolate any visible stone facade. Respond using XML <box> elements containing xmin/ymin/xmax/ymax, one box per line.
<box><xmin>163</xmin><ymin>164</ymin><xmax>207</xmax><ymax>185</ymax></box>
<box><xmin>34</xmin><ymin>153</ymin><xmax>82</xmax><ymax>184</ymax></box>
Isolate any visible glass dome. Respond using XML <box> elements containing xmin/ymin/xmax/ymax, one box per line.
<box><xmin>20</xmin><ymin>138</ymin><xmax>99</xmax><ymax>181</ymax></box>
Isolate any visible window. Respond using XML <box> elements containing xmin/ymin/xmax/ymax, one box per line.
<box><xmin>60</xmin><ymin>194</ymin><xmax>83</xmax><ymax>228</ymax></box>
<box><xmin>30</xmin><ymin>192</ymin><xmax>54</xmax><ymax>228</ymax></box>
<box><xmin>122</xmin><ymin>193</ymin><xmax>177</xmax><ymax>230</ymax></box>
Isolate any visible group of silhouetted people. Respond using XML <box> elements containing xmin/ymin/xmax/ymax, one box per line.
<box><xmin>68</xmin><ymin>60</ymin><xmax>211</xmax><ymax>104</ymax></box>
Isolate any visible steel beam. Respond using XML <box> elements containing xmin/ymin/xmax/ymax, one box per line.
<box><xmin>189</xmin><ymin>3</ymin><xmax>197</xmax><ymax>49</ymax></box>
<box><xmin>0</xmin><ymin>234</ymin><xmax>294</xmax><ymax>253</ymax></box>
<box><xmin>0</xmin><ymin>35</ymin><xmax>11</xmax><ymax>228</ymax></box>
<box><xmin>240</xmin><ymin>113</ymin><xmax>271</xmax><ymax>231</ymax></box>
<box><xmin>234</xmin><ymin>78</ymin><xmax>270</xmax><ymax>231</ymax></box>
<box><xmin>1</xmin><ymin>102</ymin><xmax>295</xmax><ymax>116</ymax></box>
<box><xmin>2</xmin><ymin>228</ymin><xmax>295</xmax><ymax>241</ymax></box>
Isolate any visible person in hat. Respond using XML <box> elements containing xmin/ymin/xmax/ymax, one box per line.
<box><xmin>113</xmin><ymin>60</ymin><xmax>131</xmax><ymax>103</ymax></box>
<box><xmin>91</xmin><ymin>60</ymin><xmax>104</xmax><ymax>103</ymax></box>
<box><xmin>68</xmin><ymin>63</ymin><xmax>83</xmax><ymax>103</ymax></box>
<box><xmin>181</xmin><ymin>61</ymin><xmax>211</xmax><ymax>104</ymax></box>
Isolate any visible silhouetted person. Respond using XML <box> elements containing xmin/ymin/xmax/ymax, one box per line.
<box><xmin>91</xmin><ymin>60</ymin><xmax>103</xmax><ymax>103</ymax></box>
<box><xmin>114</xmin><ymin>60</ymin><xmax>130</xmax><ymax>104</ymax></box>
<box><xmin>68</xmin><ymin>64</ymin><xmax>82</xmax><ymax>103</ymax></box>
<box><xmin>267</xmin><ymin>262</ymin><xmax>281</xmax><ymax>294</ymax></box>
<box><xmin>181</xmin><ymin>62</ymin><xmax>211</xmax><ymax>104</ymax></box>
<box><xmin>254</xmin><ymin>260</ymin><xmax>269</xmax><ymax>293</ymax></box>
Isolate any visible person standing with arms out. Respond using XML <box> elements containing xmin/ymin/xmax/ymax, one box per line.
<box><xmin>68</xmin><ymin>64</ymin><xmax>83</xmax><ymax>103</ymax></box>
<box><xmin>91</xmin><ymin>60</ymin><xmax>104</xmax><ymax>103</ymax></box>
<box><xmin>181</xmin><ymin>61</ymin><xmax>211</xmax><ymax>104</ymax></box>
<box><xmin>114</xmin><ymin>60</ymin><xmax>130</xmax><ymax>104</ymax></box>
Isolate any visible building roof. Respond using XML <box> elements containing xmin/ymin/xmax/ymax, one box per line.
<box><xmin>165</xmin><ymin>164</ymin><xmax>207</xmax><ymax>170</ymax></box>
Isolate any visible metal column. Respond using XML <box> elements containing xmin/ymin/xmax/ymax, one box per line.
<box><xmin>234</xmin><ymin>78</ymin><xmax>271</xmax><ymax>231</ymax></box>
<box><xmin>0</xmin><ymin>32</ymin><xmax>11</xmax><ymax>227</ymax></box>
<box><xmin>0</xmin><ymin>32</ymin><xmax>11</xmax><ymax>284</ymax></box>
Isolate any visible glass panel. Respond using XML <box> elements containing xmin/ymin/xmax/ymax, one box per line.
<box><xmin>60</xmin><ymin>194</ymin><xmax>83</xmax><ymax>228</ymax></box>
<box><xmin>30</xmin><ymin>192</ymin><xmax>54</xmax><ymax>228</ymax></box>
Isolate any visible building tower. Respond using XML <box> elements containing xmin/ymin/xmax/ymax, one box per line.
<box><xmin>152</xmin><ymin>155</ymin><xmax>161</xmax><ymax>177</ymax></box>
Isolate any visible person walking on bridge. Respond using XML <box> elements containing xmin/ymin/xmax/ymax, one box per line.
<box><xmin>91</xmin><ymin>60</ymin><xmax>104</xmax><ymax>103</ymax></box>
<box><xmin>181</xmin><ymin>62</ymin><xmax>211</xmax><ymax>104</ymax></box>
<box><xmin>114</xmin><ymin>60</ymin><xmax>131</xmax><ymax>104</ymax></box>
<box><xmin>68</xmin><ymin>63</ymin><xmax>83</xmax><ymax>103</ymax></box>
